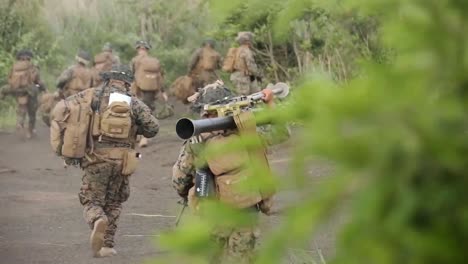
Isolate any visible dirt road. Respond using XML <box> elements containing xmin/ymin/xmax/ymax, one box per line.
<box><xmin>0</xmin><ymin>112</ymin><xmax>341</xmax><ymax>264</ymax></box>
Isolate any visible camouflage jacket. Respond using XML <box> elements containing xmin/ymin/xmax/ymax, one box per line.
<box><xmin>56</xmin><ymin>64</ymin><xmax>94</xmax><ymax>92</ymax></box>
<box><xmin>234</xmin><ymin>45</ymin><xmax>260</xmax><ymax>77</ymax></box>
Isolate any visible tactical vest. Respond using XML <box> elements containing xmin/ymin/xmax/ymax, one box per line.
<box><xmin>9</xmin><ymin>61</ymin><xmax>34</xmax><ymax>89</ymax></box>
<box><xmin>67</xmin><ymin>65</ymin><xmax>93</xmax><ymax>94</ymax></box>
<box><xmin>199</xmin><ymin>47</ymin><xmax>219</xmax><ymax>71</ymax></box>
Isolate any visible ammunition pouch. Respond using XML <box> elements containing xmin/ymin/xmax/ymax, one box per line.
<box><xmin>90</xmin><ymin>148</ymin><xmax>139</xmax><ymax>176</ymax></box>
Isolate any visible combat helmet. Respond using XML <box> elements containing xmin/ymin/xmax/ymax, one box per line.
<box><xmin>16</xmin><ymin>49</ymin><xmax>34</xmax><ymax>60</ymax></box>
<box><xmin>100</xmin><ymin>64</ymin><xmax>134</xmax><ymax>85</ymax></box>
<box><xmin>236</xmin><ymin>31</ymin><xmax>254</xmax><ymax>45</ymax></box>
<box><xmin>102</xmin><ymin>42</ymin><xmax>113</xmax><ymax>52</ymax></box>
<box><xmin>135</xmin><ymin>40</ymin><xmax>152</xmax><ymax>50</ymax></box>
<box><xmin>191</xmin><ymin>82</ymin><xmax>235</xmax><ymax>114</ymax></box>
<box><xmin>202</xmin><ymin>39</ymin><xmax>216</xmax><ymax>48</ymax></box>
<box><xmin>75</xmin><ymin>50</ymin><xmax>92</xmax><ymax>65</ymax></box>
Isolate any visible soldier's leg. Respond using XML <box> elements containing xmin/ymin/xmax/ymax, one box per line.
<box><xmin>225</xmin><ymin>226</ymin><xmax>258</xmax><ymax>263</ymax></box>
<box><xmin>141</xmin><ymin>91</ymin><xmax>156</xmax><ymax>112</ymax></box>
<box><xmin>79</xmin><ymin>163</ymin><xmax>112</xmax><ymax>256</ymax></box>
<box><xmin>230</xmin><ymin>73</ymin><xmax>251</xmax><ymax>96</ymax></box>
<box><xmin>15</xmin><ymin>99</ymin><xmax>27</xmax><ymax>134</ymax></box>
<box><xmin>26</xmin><ymin>96</ymin><xmax>38</xmax><ymax>137</ymax></box>
<box><xmin>102</xmin><ymin>175</ymin><xmax>129</xmax><ymax>250</ymax></box>
<box><xmin>249</xmin><ymin>79</ymin><xmax>260</xmax><ymax>94</ymax></box>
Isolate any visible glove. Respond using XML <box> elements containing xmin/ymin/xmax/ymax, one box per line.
<box><xmin>258</xmin><ymin>197</ymin><xmax>273</xmax><ymax>215</ymax></box>
<box><xmin>261</xmin><ymin>88</ymin><xmax>274</xmax><ymax>104</ymax></box>
<box><xmin>178</xmin><ymin>196</ymin><xmax>188</xmax><ymax>206</ymax></box>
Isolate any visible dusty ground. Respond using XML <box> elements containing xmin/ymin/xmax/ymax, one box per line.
<box><xmin>0</xmin><ymin>105</ymin><xmax>344</xmax><ymax>264</ymax></box>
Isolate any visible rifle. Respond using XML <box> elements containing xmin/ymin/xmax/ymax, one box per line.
<box><xmin>176</xmin><ymin>82</ymin><xmax>290</xmax><ymax>140</ymax></box>
<box><xmin>174</xmin><ymin>198</ymin><xmax>188</xmax><ymax>227</ymax></box>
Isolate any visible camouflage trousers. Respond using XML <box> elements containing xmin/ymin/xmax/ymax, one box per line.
<box><xmin>139</xmin><ymin>90</ymin><xmax>157</xmax><ymax>112</ymax></box>
<box><xmin>230</xmin><ymin>72</ymin><xmax>260</xmax><ymax>96</ymax></box>
<box><xmin>211</xmin><ymin>225</ymin><xmax>259</xmax><ymax>264</ymax></box>
<box><xmin>16</xmin><ymin>95</ymin><xmax>38</xmax><ymax>132</ymax></box>
<box><xmin>78</xmin><ymin>162</ymin><xmax>130</xmax><ymax>248</ymax></box>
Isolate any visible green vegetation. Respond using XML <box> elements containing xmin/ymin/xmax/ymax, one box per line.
<box><xmin>2</xmin><ymin>0</ymin><xmax>467</xmax><ymax>263</ymax></box>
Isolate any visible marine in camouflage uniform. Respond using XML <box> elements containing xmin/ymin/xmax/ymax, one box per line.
<box><xmin>75</xmin><ymin>65</ymin><xmax>159</xmax><ymax>257</ymax></box>
<box><xmin>0</xmin><ymin>49</ymin><xmax>46</xmax><ymax>138</ymax></box>
<box><xmin>56</xmin><ymin>50</ymin><xmax>94</xmax><ymax>99</ymax></box>
<box><xmin>230</xmin><ymin>32</ymin><xmax>261</xmax><ymax>96</ymax></box>
<box><xmin>172</xmin><ymin>86</ymin><xmax>284</xmax><ymax>263</ymax></box>
<box><xmin>130</xmin><ymin>40</ymin><xmax>171</xmax><ymax>147</ymax></box>
<box><xmin>188</xmin><ymin>39</ymin><xmax>222</xmax><ymax>90</ymax></box>
<box><xmin>102</xmin><ymin>42</ymin><xmax>121</xmax><ymax>66</ymax></box>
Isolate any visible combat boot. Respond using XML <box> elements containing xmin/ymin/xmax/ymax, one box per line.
<box><xmin>98</xmin><ymin>247</ymin><xmax>117</xmax><ymax>257</ymax></box>
<box><xmin>25</xmin><ymin>127</ymin><xmax>35</xmax><ymax>139</ymax></box>
<box><xmin>139</xmin><ymin>137</ymin><xmax>149</xmax><ymax>148</ymax></box>
<box><xmin>90</xmin><ymin>218</ymin><xmax>108</xmax><ymax>257</ymax></box>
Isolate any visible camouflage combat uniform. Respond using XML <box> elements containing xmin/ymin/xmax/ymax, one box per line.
<box><xmin>230</xmin><ymin>32</ymin><xmax>261</xmax><ymax>95</ymax></box>
<box><xmin>188</xmin><ymin>41</ymin><xmax>222</xmax><ymax>90</ymax></box>
<box><xmin>172</xmin><ymin>135</ymin><xmax>260</xmax><ymax>263</ymax></box>
<box><xmin>78</xmin><ymin>84</ymin><xmax>159</xmax><ymax>250</ymax></box>
<box><xmin>73</xmin><ymin>65</ymin><xmax>159</xmax><ymax>256</ymax></box>
<box><xmin>1</xmin><ymin>50</ymin><xmax>46</xmax><ymax>137</ymax></box>
<box><xmin>56</xmin><ymin>51</ymin><xmax>94</xmax><ymax>98</ymax></box>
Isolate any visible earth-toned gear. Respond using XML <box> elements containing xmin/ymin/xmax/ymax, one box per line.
<box><xmin>50</xmin><ymin>80</ymin><xmax>159</xmax><ymax>256</ymax></box>
<box><xmin>135</xmin><ymin>40</ymin><xmax>152</xmax><ymax>50</ymax></box>
<box><xmin>101</xmin><ymin>64</ymin><xmax>134</xmax><ymax>85</ymax></box>
<box><xmin>4</xmin><ymin>52</ymin><xmax>45</xmax><ymax>139</ymax></box>
<box><xmin>16</xmin><ymin>49</ymin><xmax>33</xmax><ymax>60</ymax></box>
<box><xmin>236</xmin><ymin>31</ymin><xmax>254</xmax><ymax>45</ymax></box>
<box><xmin>191</xmin><ymin>83</ymin><xmax>235</xmax><ymax>114</ymax></box>
<box><xmin>75</xmin><ymin>50</ymin><xmax>92</xmax><ymax>65</ymax></box>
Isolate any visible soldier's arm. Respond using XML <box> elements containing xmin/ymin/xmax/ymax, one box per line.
<box><xmin>172</xmin><ymin>143</ymin><xmax>195</xmax><ymax>198</ymax></box>
<box><xmin>243</xmin><ymin>49</ymin><xmax>260</xmax><ymax>77</ymax></box>
<box><xmin>132</xmin><ymin>97</ymin><xmax>160</xmax><ymax>137</ymax></box>
<box><xmin>56</xmin><ymin>67</ymin><xmax>73</xmax><ymax>90</ymax></box>
<box><xmin>32</xmin><ymin>67</ymin><xmax>46</xmax><ymax>92</ymax></box>
<box><xmin>188</xmin><ymin>49</ymin><xmax>201</xmax><ymax>73</ymax></box>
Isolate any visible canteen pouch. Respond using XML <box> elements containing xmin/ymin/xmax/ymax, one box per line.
<box><xmin>122</xmin><ymin>149</ymin><xmax>139</xmax><ymax>176</ymax></box>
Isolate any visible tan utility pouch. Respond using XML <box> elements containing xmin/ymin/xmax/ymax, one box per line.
<box><xmin>216</xmin><ymin>170</ymin><xmax>262</xmax><ymax>209</ymax></box>
<box><xmin>100</xmin><ymin>101</ymin><xmax>131</xmax><ymax>139</ymax></box>
<box><xmin>17</xmin><ymin>95</ymin><xmax>28</xmax><ymax>105</ymax></box>
<box><xmin>122</xmin><ymin>149</ymin><xmax>139</xmax><ymax>176</ymax></box>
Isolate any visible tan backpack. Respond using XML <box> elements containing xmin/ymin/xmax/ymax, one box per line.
<box><xmin>200</xmin><ymin>48</ymin><xmax>220</xmax><ymax>71</ymax></box>
<box><xmin>8</xmin><ymin>61</ymin><xmax>34</xmax><ymax>89</ymax></box>
<box><xmin>222</xmin><ymin>47</ymin><xmax>238</xmax><ymax>73</ymax></box>
<box><xmin>50</xmin><ymin>89</ymin><xmax>95</xmax><ymax>158</ymax></box>
<box><xmin>170</xmin><ymin>75</ymin><xmax>194</xmax><ymax>104</ymax></box>
<box><xmin>68</xmin><ymin>66</ymin><xmax>93</xmax><ymax>92</ymax></box>
<box><xmin>94</xmin><ymin>52</ymin><xmax>113</xmax><ymax>73</ymax></box>
<box><xmin>135</xmin><ymin>56</ymin><xmax>163</xmax><ymax>91</ymax></box>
